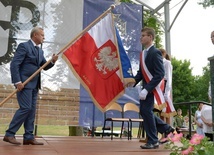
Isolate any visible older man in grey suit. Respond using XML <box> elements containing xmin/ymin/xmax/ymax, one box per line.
<box><xmin>3</xmin><ymin>27</ymin><xmax>58</xmax><ymax>145</ymax></box>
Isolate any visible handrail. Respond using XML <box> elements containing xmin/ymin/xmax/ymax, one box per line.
<box><xmin>173</xmin><ymin>101</ymin><xmax>211</xmax><ymax>139</ymax></box>
<box><xmin>174</xmin><ymin>101</ymin><xmax>211</xmax><ymax>106</ymax></box>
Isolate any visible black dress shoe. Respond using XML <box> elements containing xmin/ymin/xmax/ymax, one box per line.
<box><xmin>159</xmin><ymin>139</ymin><xmax>169</xmax><ymax>144</ymax></box>
<box><xmin>3</xmin><ymin>136</ymin><xmax>21</xmax><ymax>145</ymax></box>
<box><xmin>23</xmin><ymin>139</ymin><xmax>44</xmax><ymax>145</ymax></box>
<box><xmin>164</xmin><ymin>127</ymin><xmax>175</xmax><ymax>137</ymax></box>
<box><xmin>153</xmin><ymin>142</ymin><xmax>159</xmax><ymax>148</ymax></box>
<box><xmin>140</xmin><ymin>142</ymin><xmax>159</xmax><ymax>149</ymax></box>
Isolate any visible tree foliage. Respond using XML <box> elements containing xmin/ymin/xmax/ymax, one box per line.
<box><xmin>198</xmin><ymin>0</ymin><xmax>214</xmax><ymax>8</ymax></box>
<box><xmin>143</xmin><ymin>11</ymin><xmax>163</xmax><ymax>48</ymax></box>
<box><xmin>120</xmin><ymin>0</ymin><xmax>132</xmax><ymax>2</ymax></box>
<box><xmin>171</xmin><ymin>58</ymin><xmax>210</xmax><ymax>114</ymax></box>
<box><xmin>171</xmin><ymin>58</ymin><xmax>195</xmax><ymax>103</ymax></box>
<box><xmin>192</xmin><ymin>64</ymin><xmax>210</xmax><ymax>102</ymax></box>
<box><xmin>121</xmin><ymin>0</ymin><xmax>211</xmax><ymax>106</ymax></box>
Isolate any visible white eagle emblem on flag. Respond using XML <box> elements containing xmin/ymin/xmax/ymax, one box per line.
<box><xmin>94</xmin><ymin>46</ymin><xmax>118</xmax><ymax>74</ymax></box>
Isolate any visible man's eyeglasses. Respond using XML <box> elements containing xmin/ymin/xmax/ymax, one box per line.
<box><xmin>141</xmin><ymin>34</ymin><xmax>150</xmax><ymax>38</ymax></box>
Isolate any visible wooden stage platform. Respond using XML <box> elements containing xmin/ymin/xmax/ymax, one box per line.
<box><xmin>0</xmin><ymin>135</ymin><xmax>172</xmax><ymax>155</ymax></box>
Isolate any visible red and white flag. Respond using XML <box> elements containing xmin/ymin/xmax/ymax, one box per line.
<box><xmin>62</xmin><ymin>13</ymin><xmax>129</xmax><ymax>111</ymax></box>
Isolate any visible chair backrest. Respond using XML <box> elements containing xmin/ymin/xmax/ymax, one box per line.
<box><xmin>123</xmin><ymin>103</ymin><xmax>140</xmax><ymax>113</ymax></box>
<box><xmin>106</xmin><ymin>102</ymin><xmax>122</xmax><ymax>112</ymax></box>
<box><xmin>104</xmin><ymin>102</ymin><xmax>123</xmax><ymax>119</ymax></box>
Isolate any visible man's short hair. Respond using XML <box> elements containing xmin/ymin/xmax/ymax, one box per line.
<box><xmin>30</xmin><ymin>27</ymin><xmax>43</xmax><ymax>38</ymax></box>
<box><xmin>141</xmin><ymin>27</ymin><xmax>155</xmax><ymax>40</ymax></box>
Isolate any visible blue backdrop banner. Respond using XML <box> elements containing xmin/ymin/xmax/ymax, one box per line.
<box><xmin>79</xmin><ymin>0</ymin><xmax>143</xmax><ymax>129</ymax></box>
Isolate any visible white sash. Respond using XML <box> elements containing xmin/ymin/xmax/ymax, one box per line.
<box><xmin>140</xmin><ymin>51</ymin><xmax>166</xmax><ymax>109</ymax></box>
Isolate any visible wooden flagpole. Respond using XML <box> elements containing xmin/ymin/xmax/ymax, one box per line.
<box><xmin>0</xmin><ymin>5</ymin><xmax>116</xmax><ymax>107</ymax></box>
<box><xmin>0</xmin><ymin>59</ymin><xmax>52</xmax><ymax>107</ymax></box>
<box><xmin>57</xmin><ymin>5</ymin><xmax>115</xmax><ymax>55</ymax></box>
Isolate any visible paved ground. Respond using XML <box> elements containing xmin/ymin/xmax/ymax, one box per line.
<box><xmin>0</xmin><ymin>135</ymin><xmax>171</xmax><ymax>155</ymax></box>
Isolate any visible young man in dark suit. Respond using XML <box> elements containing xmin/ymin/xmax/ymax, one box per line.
<box><xmin>133</xmin><ymin>27</ymin><xmax>174</xmax><ymax>149</ymax></box>
<box><xmin>3</xmin><ymin>27</ymin><xmax>58</xmax><ymax>145</ymax></box>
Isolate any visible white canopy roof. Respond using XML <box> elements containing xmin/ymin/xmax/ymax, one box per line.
<box><xmin>130</xmin><ymin>0</ymin><xmax>189</xmax><ymax>55</ymax></box>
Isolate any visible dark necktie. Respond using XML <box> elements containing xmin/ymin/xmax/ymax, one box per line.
<box><xmin>144</xmin><ymin>49</ymin><xmax>147</xmax><ymax>60</ymax></box>
<box><xmin>35</xmin><ymin>46</ymin><xmax>39</xmax><ymax>57</ymax></box>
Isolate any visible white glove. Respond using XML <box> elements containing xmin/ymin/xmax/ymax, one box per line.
<box><xmin>139</xmin><ymin>89</ymin><xmax>148</xmax><ymax>100</ymax></box>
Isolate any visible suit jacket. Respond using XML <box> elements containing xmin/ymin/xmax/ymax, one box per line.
<box><xmin>10</xmin><ymin>40</ymin><xmax>54</xmax><ymax>89</ymax></box>
<box><xmin>134</xmin><ymin>46</ymin><xmax>164</xmax><ymax>93</ymax></box>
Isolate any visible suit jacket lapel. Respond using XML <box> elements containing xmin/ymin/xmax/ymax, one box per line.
<box><xmin>28</xmin><ymin>40</ymin><xmax>39</xmax><ymax>65</ymax></box>
<box><xmin>146</xmin><ymin>45</ymin><xmax>154</xmax><ymax>60</ymax></box>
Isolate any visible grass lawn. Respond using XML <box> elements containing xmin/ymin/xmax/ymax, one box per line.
<box><xmin>0</xmin><ymin>125</ymin><xmax>140</xmax><ymax>137</ymax></box>
<box><xmin>0</xmin><ymin>124</ymin><xmax>69</xmax><ymax>136</ymax></box>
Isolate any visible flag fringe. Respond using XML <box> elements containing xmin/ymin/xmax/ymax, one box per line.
<box><xmin>161</xmin><ymin>111</ymin><xmax>177</xmax><ymax>118</ymax></box>
<box><xmin>62</xmin><ymin>54</ymin><xmax>125</xmax><ymax>112</ymax></box>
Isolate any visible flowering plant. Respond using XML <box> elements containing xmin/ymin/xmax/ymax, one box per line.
<box><xmin>164</xmin><ymin>133</ymin><xmax>214</xmax><ymax>155</ymax></box>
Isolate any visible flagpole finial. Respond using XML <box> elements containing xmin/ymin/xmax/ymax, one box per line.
<box><xmin>110</xmin><ymin>4</ymin><xmax>116</xmax><ymax>10</ymax></box>
<box><xmin>112</xmin><ymin>0</ymin><xmax>121</xmax><ymax>8</ymax></box>
<box><xmin>114</xmin><ymin>0</ymin><xmax>121</xmax><ymax>5</ymax></box>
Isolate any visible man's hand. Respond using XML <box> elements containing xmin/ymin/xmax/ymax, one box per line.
<box><xmin>139</xmin><ymin>89</ymin><xmax>148</xmax><ymax>100</ymax></box>
<box><xmin>16</xmin><ymin>82</ymin><xmax>24</xmax><ymax>91</ymax></box>
<box><xmin>51</xmin><ymin>54</ymin><xmax>58</xmax><ymax>63</ymax></box>
<box><xmin>124</xmin><ymin>82</ymin><xmax>135</xmax><ymax>87</ymax></box>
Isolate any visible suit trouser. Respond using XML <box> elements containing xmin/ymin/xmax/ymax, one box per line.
<box><xmin>5</xmin><ymin>88</ymin><xmax>38</xmax><ymax>140</ymax></box>
<box><xmin>140</xmin><ymin>94</ymin><xmax>158</xmax><ymax>144</ymax></box>
<box><xmin>154</xmin><ymin>115</ymin><xmax>170</xmax><ymax>134</ymax></box>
